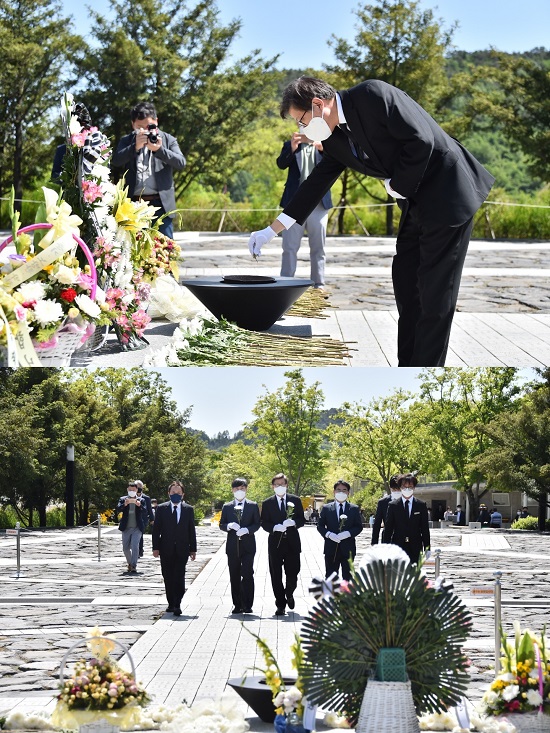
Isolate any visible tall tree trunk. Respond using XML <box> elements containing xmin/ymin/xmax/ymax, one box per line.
<box><xmin>27</xmin><ymin>505</ymin><xmax>33</xmax><ymax>528</ymax></box>
<box><xmin>538</xmin><ymin>493</ymin><xmax>546</xmax><ymax>532</ymax></box>
<box><xmin>38</xmin><ymin>504</ymin><xmax>47</xmax><ymax>528</ymax></box>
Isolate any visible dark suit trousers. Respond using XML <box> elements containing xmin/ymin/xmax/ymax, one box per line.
<box><xmin>228</xmin><ymin>545</ymin><xmax>255</xmax><ymax>610</ymax></box>
<box><xmin>160</xmin><ymin>550</ymin><xmax>188</xmax><ymax>608</ymax></box>
<box><xmin>325</xmin><ymin>545</ymin><xmax>355</xmax><ymax>581</ymax></box>
<box><xmin>393</xmin><ymin>203</ymin><xmax>474</xmax><ymax>366</ymax></box>
<box><xmin>268</xmin><ymin>540</ymin><xmax>300</xmax><ymax>608</ymax></box>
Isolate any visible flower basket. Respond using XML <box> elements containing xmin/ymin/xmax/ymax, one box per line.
<box><xmin>496</xmin><ymin>712</ymin><xmax>550</xmax><ymax>732</ymax></box>
<box><xmin>355</xmin><ymin>680</ymin><xmax>420</xmax><ymax>733</ymax></box>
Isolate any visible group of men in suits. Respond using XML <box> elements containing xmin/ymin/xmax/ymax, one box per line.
<box><xmin>372</xmin><ymin>473</ymin><xmax>431</xmax><ymax>563</ymax></box>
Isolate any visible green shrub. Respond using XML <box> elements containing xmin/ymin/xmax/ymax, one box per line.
<box><xmin>511</xmin><ymin>516</ymin><xmax>550</xmax><ymax>531</ymax></box>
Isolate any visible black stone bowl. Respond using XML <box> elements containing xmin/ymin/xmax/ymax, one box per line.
<box><xmin>180</xmin><ymin>276</ymin><xmax>313</xmax><ymax>331</ymax></box>
<box><xmin>227</xmin><ymin>675</ymin><xmax>297</xmax><ymax>722</ymax></box>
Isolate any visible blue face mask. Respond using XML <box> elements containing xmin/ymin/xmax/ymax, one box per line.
<box><xmin>170</xmin><ymin>494</ymin><xmax>182</xmax><ymax>504</ymax></box>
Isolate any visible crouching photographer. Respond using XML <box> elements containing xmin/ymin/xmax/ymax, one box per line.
<box><xmin>112</xmin><ymin>101</ymin><xmax>186</xmax><ymax>238</ymax></box>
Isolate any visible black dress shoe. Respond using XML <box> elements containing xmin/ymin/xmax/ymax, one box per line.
<box><xmin>231</xmin><ymin>607</ymin><xmax>243</xmax><ymax>614</ymax></box>
<box><xmin>173</xmin><ymin>607</ymin><xmax>182</xmax><ymax>616</ymax></box>
<box><xmin>244</xmin><ymin>608</ymin><xmax>253</xmax><ymax>613</ymax></box>
<box><xmin>275</xmin><ymin>607</ymin><xmax>286</xmax><ymax>616</ymax></box>
<box><xmin>286</xmin><ymin>594</ymin><xmax>295</xmax><ymax>610</ymax></box>
<box><xmin>166</xmin><ymin>606</ymin><xmax>175</xmax><ymax>613</ymax></box>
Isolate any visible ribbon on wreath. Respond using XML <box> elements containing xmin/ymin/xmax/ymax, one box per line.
<box><xmin>309</xmin><ymin>572</ymin><xmax>340</xmax><ymax>600</ymax></box>
<box><xmin>81</xmin><ymin>130</ymin><xmax>110</xmax><ymax>176</ymax></box>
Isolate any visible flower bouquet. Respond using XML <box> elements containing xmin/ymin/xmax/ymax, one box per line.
<box><xmin>481</xmin><ymin>624</ymin><xmax>550</xmax><ymax>732</ymax></box>
<box><xmin>0</xmin><ymin>189</ymin><xmax>110</xmax><ymax>366</ymax></box>
<box><xmin>51</xmin><ymin>627</ymin><xmax>150</xmax><ymax>732</ymax></box>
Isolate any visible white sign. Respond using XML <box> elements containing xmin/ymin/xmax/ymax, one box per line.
<box><xmin>5</xmin><ymin>529</ymin><xmax>19</xmax><ymax>535</ymax></box>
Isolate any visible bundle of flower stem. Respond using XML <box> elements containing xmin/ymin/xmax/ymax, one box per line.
<box><xmin>286</xmin><ymin>287</ymin><xmax>335</xmax><ymax>319</ymax></box>
<box><xmin>172</xmin><ymin>317</ymin><xmax>352</xmax><ymax>366</ymax></box>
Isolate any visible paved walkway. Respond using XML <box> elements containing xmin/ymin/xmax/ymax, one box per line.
<box><xmin>56</xmin><ymin>233</ymin><xmax>550</xmax><ymax>367</ymax></box>
<box><xmin>1</xmin><ymin>524</ymin><xmax>550</xmax><ymax>730</ymax></box>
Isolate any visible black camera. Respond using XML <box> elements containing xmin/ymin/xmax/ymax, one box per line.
<box><xmin>146</xmin><ymin>123</ymin><xmax>159</xmax><ymax>144</ymax></box>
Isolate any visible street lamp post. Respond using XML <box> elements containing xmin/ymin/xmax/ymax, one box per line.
<box><xmin>66</xmin><ymin>445</ymin><xmax>75</xmax><ymax>527</ymax></box>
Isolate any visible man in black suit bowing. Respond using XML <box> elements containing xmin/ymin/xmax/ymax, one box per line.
<box><xmin>371</xmin><ymin>474</ymin><xmax>402</xmax><ymax>545</ymax></box>
<box><xmin>317</xmin><ymin>480</ymin><xmax>363</xmax><ymax>581</ymax></box>
<box><xmin>383</xmin><ymin>473</ymin><xmax>430</xmax><ymax>564</ymax></box>
<box><xmin>152</xmin><ymin>480</ymin><xmax>196</xmax><ymax>616</ymax></box>
<box><xmin>248</xmin><ymin>77</ymin><xmax>495</xmax><ymax>367</ymax></box>
<box><xmin>219</xmin><ymin>478</ymin><xmax>261</xmax><ymax>614</ymax></box>
<box><xmin>261</xmin><ymin>473</ymin><xmax>305</xmax><ymax>616</ymax></box>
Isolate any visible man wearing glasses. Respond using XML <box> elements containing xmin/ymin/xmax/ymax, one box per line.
<box><xmin>248</xmin><ymin>77</ymin><xmax>494</xmax><ymax>367</ymax></box>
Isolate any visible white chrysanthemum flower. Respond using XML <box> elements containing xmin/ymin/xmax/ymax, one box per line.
<box><xmin>17</xmin><ymin>281</ymin><xmax>47</xmax><ymax>302</ymax></box>
<box><xmin>74</xmin><ymin>294</ymin><xmax>101</xmax><ymax>319</ymax></box>
<box><xmin>359</xmin><ymin>542</ymin><xmax>410</xmax><ymax>568</ymax></box>
<box><xmin>94</xmin><ymin>286</ymin><xmax>106</xmax><ymax>304</ymax></box>
<box><xmin>526</xmin><ymin>688</ymin><xmax>543</xmax><ymax>706</ymax></box>
<box><xmin>69</xmin><ymin>116</ymin><xmax>82</xmax><ymax>135</ymax></box>
<box><xmin>32</xmin><ymin>299</ymin><xmax>64</xmax><ymax>326</ymax></box>
<box><xmin>52</xmin><ymin>264</ymin><xmax>79</xmax><ymax>284</ymax></box>
<box><xmin>483</xmin><ymin>690</ymin><xmax>499</xmax><ymax>705</ymax></box>
<box><xmin>501</xmin><ymin>683</ymin><xmax>519</xmax><ymax>702</ymax></box>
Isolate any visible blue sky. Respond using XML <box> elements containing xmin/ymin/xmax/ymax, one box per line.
<box><xmin>63</xmin><ymin>0</ymin><xmax>549</xmax><ymax>69</ymax></box>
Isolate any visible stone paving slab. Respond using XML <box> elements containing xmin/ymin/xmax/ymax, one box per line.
<box><xmin>1</xmin><ymin>524</ymin><xmax>550</xmax><ymax>731</ymax></box>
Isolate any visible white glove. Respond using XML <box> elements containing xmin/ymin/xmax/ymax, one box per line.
<box><xmin>248</xmin><ymin>226</ymin><xmax>276</xmax><ymax>257</ymax></box>
<box><xmin>326</xmin><ymin>531</ymin><xmax>340</xmax><ymax>543</ymax></box>
<box><xmin>283</xmin><ymin>518</ymin><xmax>296</xmax><ymax>528</ymax></box>
<box><xmin>236</xmin><ymin>527</ymin><xmax>249</xmax><ymax>537</ymax></box>
<box><xmin>273</xmin><ymin>523</ymin><xmax>285</xmax><ymax>533</ymax></box>
<box><xmin>384</xmin><ymin>178</ymin><xmax>406</xmax><ymax>200</ymax></box>
<box><xmin>338</xmin><ymin>530</ymin><xmax>351</xmax><ymax>541</ymax></box>
<box><xmin>227</xmin><ymin>522</ymin><xmax>240</xmax><ymax>531</ymax></box>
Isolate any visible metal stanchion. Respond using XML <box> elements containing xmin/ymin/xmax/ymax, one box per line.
<box><xmin>434</xmin><ymin>548</ymin><xmax>441</xmax><ymax>577</ymax></box>
<box><xmin>97</xmin><ymin>513</ymin><xmax>102</xmax><ymax>562</ymax></box>
<box><xmin>8</xmin><ymin>522</ymin><xmax>24</xmax><ymax>578</ymax></box>
<box><xmin>494</xmin><ymin>571</ymin><xmax>502</xmax><ymax>674</ymax></box>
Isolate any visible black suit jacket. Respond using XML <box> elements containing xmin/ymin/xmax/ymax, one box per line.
<box><xmin>137</xmin><ymin>493</ymin><xmax>153</xmax><ymax>524</ymax></box>
<box><xmin>116</xmin><ymin>495</ymin><xmax>147</xmax><ymax>532</ymax></box>
<box><xmin>111</xmin><ymin>130</ymin><xmax>186</xmax><ymax>214</ymax></box>
<box><xmin>383</xmin><ymin>497</ymin><xmax>430</xmax><ymax>560</ymax></box>
<box><xmin>455</xmin><ymin>510</ymin><xmax>466</xmax><ymax>526</ymax></box>
<box><xmin>277</xmin><ymin>141</ymin><xmax>332</xmax><ymax>210</ymax></box>
<box><xmin>317</xmin><ymin>501</ymin><xmax>363</xmax><ymax>557</ymax></box>
<box><xmin>152</xmin><ymin>501</ymin><xmax>196</xmax><ymax>557</ymax></box>
<box><xmin>372</xmin><ymin>495</ymin><xmax>392</xmax><ymax>545</ymax></box>
<box><xmin>261</xmin><ymin>494</ymin><xmax>305</xmax><ymax>553</ymax></box>
<box><xmin>220</xmin><ymin>499</ymin><xmax>261</xmax><ymax>556</ymax></box>
<box><xmin>283</xmin><ymin>80</ymin><xmax>494</xmax><ymax>228</ymax></box>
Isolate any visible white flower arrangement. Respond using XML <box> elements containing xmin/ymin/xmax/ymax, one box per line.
<box><xmin>359</xmin><ymin>542</ymin><xmax>411</xmax><ymax>568</ymax></box>
<box><xmin>418</xmin><ymin>708</ymin><xmax>516</xmax><ymax>732</ymax></box>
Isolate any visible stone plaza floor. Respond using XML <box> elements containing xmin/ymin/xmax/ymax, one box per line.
<box><xmin>1</xmin><ymin>523</ymin><xmax>549</xmax><ymax>731</ymax></box>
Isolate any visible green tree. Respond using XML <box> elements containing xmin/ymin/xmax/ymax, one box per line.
<box><xmin>245</xmin><ymin>369</ymin><xmax>326</xmax><ymax>495</ymax></box>
<box><xmin>475</xmin><ymin>369</ymin><xmax>550</xmax><ymax>531</ymax></box>
<box><xmin>0</xmin><ymin>0</ymin><xmax>81</xmax><ymax>211</ymax></box>
<box><xmin>77</xmin><ymin>0</ymin><xmax>279</xmax><ymax>197</ymax></box>
<box><xmin>418</xmin><ymin>368</ymin><xmax>522</xmax><ymax>518</ymax></box>
<box><xmin>325</xmin><ymin>0</ymin><xmax>456</xmax><ymax>234</ymax></box>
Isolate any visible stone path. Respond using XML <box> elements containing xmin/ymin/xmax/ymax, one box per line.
<box><xmin>1</xmin><ymin>523</ymin><xmax>550</xmax><ymax>731</ymax></box>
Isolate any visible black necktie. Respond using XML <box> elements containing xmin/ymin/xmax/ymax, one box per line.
<box><xmin>173</xmin><ymin>506</ymin><xmax>178</xmax><ymax>525</ymax></box>
<box><xmin>340</xmin><ymin>124</ymin><xmax>367</xmax><ymax>161</ymax></box>
<box><xmin>405</xmin><ymin>500</ymin><xmax>410</xmax><ymax>517</ymax></box>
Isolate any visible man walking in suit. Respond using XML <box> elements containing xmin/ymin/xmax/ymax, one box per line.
<box><xmin>317</xmin><ymin>480</ymin><xmax>363</xmax><ymax>581</ymax></box>
<box><xmin>277</xmin><ymin>132</ymin><xmax>332</xmax><ymax>288</ymax></box>
<box><xmin>261</xmin><ymin>473</ymin><xmax>305</xmax><ymax>616</ymax></box>
<box><xmin>455</xmin><ymin>504</ymin><xmax>466</xmax><ymax>526</ymax></box>
<box><xmin>152</xmin><ymin>480</ymin><xmax>196</xmax><ymax>616</ymax></box>
<box><xmin>248</xmin><ymin>77</ymin><xmax>495</xmax><ymax>366</ymax></box>
<box><xmin>135</xmin><ymin>480</ymin><xmax>153</xmax><ymax>558</ymax></box>
<box><xmin>371</xmin><ymin>474</ymin><xmax>402</xmax><ymax>545</ymax></box>
<box><xmin>219</xmin><ymin>478</ymin><xmax>261</xmax><ymax>614</ymax></box>
<box><xmin>383</xmin><ymin>473</ymin><xmax>430</xmax><ymax>564</ymax></box>
<box><xmin>117</xmin><ymin>481</ymin><xmax>148</xmax><ymax>573</ymax></box>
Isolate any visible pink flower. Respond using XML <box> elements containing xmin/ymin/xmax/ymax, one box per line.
<box><xmin>76</xmin><ymin>272</ymin><xmax>95</xmax><ymax>290</ymax></box>
<box><xmin>81</xmin><ymin>179</ymin><xmax>104</xmax><ymax>203</ymax></box>
<box><xmin>14</xmin><ymin>305</ymin><xmax>27</xmax><ymax>321</ymax></box>
<box><xmin>339</xmin><ymin>580</ymin><xmax>351</xmax><ymax>593</ymax></box>
<box><xmin>131</xmin><ymin>309</ymin><xmax>151</xmax><ymax>333</ymax></box>
<box><xmin>106</xmin><ymin>287</ymin><xmax>125</xmax><ymax>301</ymax></box>
<box><xmin>71</xmin><ymin>131</ymin><xmax>88</xmax><ymax>147</ymax></box>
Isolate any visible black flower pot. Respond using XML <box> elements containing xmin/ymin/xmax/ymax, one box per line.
<box><xmin>180</xmin><ymin>276</ymin><xmax>313</xmax><ymax>331</ymax></box>
<box><xmin>227</xmin><ymin>675</ymin><xmax>297</xmax><ymax>722</ymax></box>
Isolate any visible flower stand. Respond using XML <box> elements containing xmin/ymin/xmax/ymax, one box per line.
<box><xmin>496</xmin><ymin>712</ymin><xmax>550</xmax><ymax>732</ymax></box>
<box><xmin>355</xmin><ymin>680</ymin><xmax>420</xmax><ymax>733</ymax></box>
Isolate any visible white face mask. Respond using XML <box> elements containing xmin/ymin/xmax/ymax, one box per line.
<box><xmin>274</xmin><ymin>485</ymin><xmax>287</xmax><ymax>497</ymax></box>
<box><xmin>301</xmin><ymin>103</ymin><xmax>332</xmax><ymax>142</ymax></box>
<box><xmin>391</xmin><ymin>490</ymin><xmax>402</xmax><ymax>500</ymax></box>
<box><xmin>335</xmin><ymin>492</ymin><xmax>348</xmax><ymax>503</ymax></box>
<box><xmin>401</xmin><ymin>487</ymin><xmax>414</xmax><ymax>499</ymax></box>
<box><xmin>233</xmin><ymin>490</ymin><xmax>246</xmax><ymax>501</ymax></box>
<box><xmin>127</xmin><ymin>490</ymin><xmax>137</xmax><ymax>498</ymax></box>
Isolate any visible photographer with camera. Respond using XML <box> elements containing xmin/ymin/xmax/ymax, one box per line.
<box><xmin>112</xmin><ymin>102</ymin><xmax>186</xmax><ymax>238</ymax></box>
<box><xmin>116</xmin><ymin>481</ymin><xmax>148</xmax><ymax>573</ymax></box>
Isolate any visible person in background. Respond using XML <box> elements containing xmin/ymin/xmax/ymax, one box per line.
<box><xmin>116</xmin><ymin>481</ymin><xmax>147</xmax><ymax>573</ymax></box>
<box><xmin>478</xmin><ymin>504</ymin><xmax>491</xmax><ymax>527</ymax></box>
<box><xmin>152</xmin><ymin>480</ymin><xmax>196</xmax><ymax>616</ymax></box>
<box><xmin>150</xmin><ymin>499</ymin><xmax>158</xmax><ymax>522</ymax></box>
<box><xmin>277</xmin><ymin>132</ymin><xmax>332</xmax><ymax>289</ymax></box>
<box><xmin>455</xmin><ymin>504</ymin><xmax>466</xmax><ymax>526</ymax></box>
<box><xmin>219</xmin><ymin>478</ymin><xmax>261</xmax><ymax>615</ymax></box>
<box><xmin>383</xmin><ymin>473</ymin><xmax>430</xmax><ymax>564</ymax></box>
<box><xmin>317</xmin><ymin>480</ymin><xmax>363</xmax><ymax>580</ymax></box>
<box><xmin>135</xmin><ymin>480</ymin><xmax>153</xmax><ymax>557</ymax></box>
<box><xmin>443</xmin><ymin>507</ymin><xmax>454</xmax><ymax>521</ymax></box>
<box><xmin>490</xmin><ymin>508</ymin><xmax>503</xmax><ymax>528</ymax></box>
<box><xmin>371</xmin><ymin>474</ymin><xmax>401</xmax><ymax>545</ymax></box>
<box><xmin>112</xmin><ymin>101</ymin><xmax>186</xmax><ymax>238</ymax></box>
